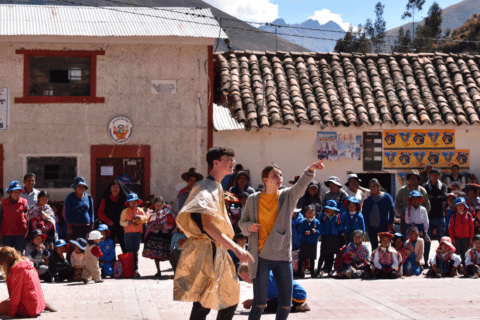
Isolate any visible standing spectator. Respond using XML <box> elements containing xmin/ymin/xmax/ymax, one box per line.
<box><xmin>395</xmin><ymin>170</ymin><xmax>430</xmax><ymax>234</ymax></box>
<box><xmin>64</xmin><ymin>177</ymin><xmax>94</xmax><ymax>240</ymax></box>
<box><xmin>296</xmin><ymin>181</ymin><xmax>322</xmax><ymax>216</ymax></box>
<box><xmin>404</xmin><ymin>190</ymin><xmax>429</xmax><ymax>240</ymax></box>
<box><xmin>323</xmin><ymin>176</ymin><xmax>348</xmax><ymax>212</ymax></box>
<box><xmin>465</xmin><ymin>184</ymin><xmax>480</xmax><ymax>216</ymax></box>
<box><xmin>291</xmin><ymin>208</ymin><xmax>303</xmax><ymax>252</ymax></box>
<box><xmin>229</xmin><ymin>171</ymin><xmax>255</xmax><ymax>199</ymax></box>
<box><xmin>445</xmin><ymin>164</ymin><xmax>465</xmax><ymax>195</ymax></box>
<box><xmin>345</xmin><ymin>174</ymin><xmax>370</xmax><ymax>208</ymax></box>
<box><xmin>444</xmin><ymin>193</ymin><xmax>456</xmax><ymax>231</ymax></box>
<box><xmin>297</xmin><ymin>205</ymin><xmax>321</xmax><ymax>278</ymax></box>
<box><xmin>221</xmin><ymin>163</ymin><xmax>243</xmax><ymax>191</ymax></box>
<box><xmin>419</xmin><ymin>163</ymin><xmax>433</xmax><ymax>185</ymax></box>
<box><xmin>448</xmin><ymin>197</ymin><xmax>474</xmax><ymax>264</ymax></box>
<box><xmin>177</xmin><ymin>168</ymin><xmax>203</xmax><ymax>211</ymax></box>
<box><xmin>362</xmin><ymin>179</ymin><xmax>395</xmax><ymax>251</ymax></box>
<box><xmin>342</xmin><ymin>197</ymin><xmax>365</xmax><ymax>244</ymax></box>
<box><xmin>20</xmin><ymin>173</ymin><xmax>40</xmax><ymax>211</ymax></box>
<box><xmin>0</xmin><ymin>181</ymin><xmax>28</xmax><ymax>253</ymax></box>
<box><xmin>316</xmin><ymin>200</ymin><xmax>343</xmax><ymax>277</ymax></box>
<box><xmin>97</xmin><ymin>180</ymin><xmax>129</xmax><ymax>253</ymax></box>
<box><xmin>423</xmin><ymin>167</ymin><xmax>448</xmax><ymax>266</ymax></box>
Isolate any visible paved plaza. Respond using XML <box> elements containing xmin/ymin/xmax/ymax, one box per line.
<box><xmin>1</xmin><ymin>242</ymin><xmax>480</xmax><ymax>320</ymax></box>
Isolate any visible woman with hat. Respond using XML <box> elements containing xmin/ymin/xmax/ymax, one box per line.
<box><xmin>177</xmin><ymin>168</ymin><xmax>203</xmax><ymax>211</ymax></box>
<box><xmin>345</xmin><ymin>174</ymin><xmax>370</xmax><ymax>208</ymax></box>
<box><xmin>362</xmin><ymin>179</ymin><xmax>395</xmax><ymax>251</ymax></box>
<box><xmin>97</xmin><ymin>179</ymin><xmax>130</xmax><ymax>253</ymax></box>
<box><xmin>64</xmin><ymin>177</ymin><xmax>95</xmax><ymax>240</ymax></box>
<box><xmin>0</xmin><ymin>181</ymin><xmax>29</xmax><ymax>253</ymax></box>
<box><xmin>323</xmin><ymin>176</ymin><xmax>349</xmax><ymax>213</ymax></box>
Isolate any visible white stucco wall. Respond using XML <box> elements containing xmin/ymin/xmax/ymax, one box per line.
<box><xmin>214</xmin><ymin>123</ymin><xmax>480</xmax><ymax>196</ymax></box>
<box><xmin>0</xmin><ymin>41</ymin><xmax>211</xmax><ymax>204</ymax></box>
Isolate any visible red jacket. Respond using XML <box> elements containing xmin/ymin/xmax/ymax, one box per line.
<box><xmin>449</xmin><ymin>211</ymin><xmax>474</xmax><ymax>240</ymax></box>
<box><xmin>1</xmin><ymin>198</ymin><xmax>28</xmax><ymax>236</ymax></box>
<box><xmin>7</xmin><ymin>259</ymin><xmax>45</xmax><ymax>318</ymax></box>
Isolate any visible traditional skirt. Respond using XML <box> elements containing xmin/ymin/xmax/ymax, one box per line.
<box><xmin>142</xmin><ymin>231</ymin><xmax>172</xmax><ymax>261</ymax></box>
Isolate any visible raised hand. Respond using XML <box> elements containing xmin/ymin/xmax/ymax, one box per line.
<box><xmin>308</xmin><ymin>160</ymin><xmax>325</xmax><ymax>172</ymax></box>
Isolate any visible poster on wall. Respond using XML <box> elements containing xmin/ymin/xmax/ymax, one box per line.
<box><xmin>338</xmin><ymin>133</ymin><xmax>361</xmax><ymax>160</ymax></box>
<box><xmin>317</xmin><ymin>132</ymin><xmax>338</xmax><ymax>161</ymax></box>
<box><xmin>363</xmin><ymin>132</ymin><xmax>383</xmax><ymax>171</ymax></box>
<box><xmin>385</xmin><ymin>149</ymin><xmax>470</xmax><ymax>169</ymax></box>
<box><xmin>0</xmin><ymin>87</ymin><xmax>10</xmax><ymax>131</ymax></box>
<box><xmin>383</xmin><ymin>129</ymin><xmax>455</xmax><ymax>149</ymax></box>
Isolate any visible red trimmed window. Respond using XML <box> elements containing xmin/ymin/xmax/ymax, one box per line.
<box><xmin>15</xmin><ymin>50</ymin><xmax>105</xmax><ymax>104</ymax></box>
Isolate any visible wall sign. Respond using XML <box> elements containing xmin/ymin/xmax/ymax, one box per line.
<box><xmin>100</xmin><ymin>166</ymin><xmax>114</xmax><ymax>176</ymax></box>
<box><xmin>108</xmin><ymin>117</ymin><xmax>133</xmax><ymax>144</ymax></box>
<box><xmin>0</xmin><ymin>87</ymin><xmax>10</xmax><ymax>131</ymax></box>
<box><xmin>384</xmin><ymin>149</ymin><xmax>470</xmax><ymax>169</ymax></box>
<box><xmin>363</xmin><ymin>132</ymin><xmax>383</xmax><ymax>171</ymax></box>
<box><xmin>384</xmin><ymin>129</ymin><xmax>455</xmax><ymax>149</ymax></box>
<box><xmin>317</xmin><ymin>132</ymin><xmax>338</xmax><ymax>161</ymax></box>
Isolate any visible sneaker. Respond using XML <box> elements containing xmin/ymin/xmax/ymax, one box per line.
<box><xmin>82</xmin><ymin>278</ymin><xmax>88</xmax><ymax>284</ymax></box>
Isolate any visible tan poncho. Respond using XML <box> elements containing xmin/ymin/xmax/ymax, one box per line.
<box><xmin>174</xmin><ymin>178</ymin><xmax>239</xmax><ymax>310</ymax></box>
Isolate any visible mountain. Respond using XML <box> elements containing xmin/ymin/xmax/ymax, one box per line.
<box><xmin>259</xmin><ymin>18</ymin><xmax>345</xmax><ymax>52</ymax></box>
<box><xmin>0</xmin><ymin>0</ymin><xmax>309</xmax><ymax>52</ymax></box>
<box><xmin>387</xmin><ymin>0</ymin><xmax>480</xmax><ymax>40</ymax></box>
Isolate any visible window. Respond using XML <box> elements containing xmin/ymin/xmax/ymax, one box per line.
<box><xmin>15</xmin><ymin>50</ymin><xmax>105</xmax><ymax>104</ymax></box>
<box><xmin>27</xmin><ymin>157</ymin><xmax>77</xmax><ymax>188</ymax></box>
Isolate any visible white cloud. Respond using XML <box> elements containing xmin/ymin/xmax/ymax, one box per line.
<box><xmin>308</xmin><ymin>9</ymin><xmax>353</xmax><ymax>31</ymax></box>
<box><xmin>203</xmin><ymin>0</ymin><xmax>279</xmax><ymax>23</ymax></box>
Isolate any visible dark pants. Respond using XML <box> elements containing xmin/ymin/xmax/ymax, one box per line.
<box><xmin>455</xmin><ymin>238</ymin><xmax>470</xmax><ymax>264</ymax></box>
<box><xmin>299</xmin><ymin>258</ymin><xmax>315</xmax><ymax>275</ymax></box>
<box><xmin>374</xmin><ymin>269</ymin><xmax>399</xmax><ymax>279</ymax></box>
<box><xmin>466</xmin><ymin>265</ymin><xmax>479</xmax><ymax>276</ymax></box>
<box><xmin>110</xmin><ymin>223</ymin><xmax>126</xmax><ymax>253</ymax></box>
<box><xmin>54</xmin><ymin>268</ymin><xmax>75</xmax><ymax>282</ymax></box>
<box><xmin>189</xmin><ymin>302</ymin><xmax>237</xmax><ymax>320</ymax></box>
<box><xmin>124</xmin><ymin>232</ymin><xmax>142</xmax><ymax>271</ymax></box>
<box><xmin>367</xmin><ymin>226</ymin><xmax>384</xmax><ymax>251</ymax></box>
<box><xmin>69</xmin><ymin>225</ymin><xmax>92</xmax><ymax>241</ymax></box>
<box><xmin>2</xmin><ymin>235</ymin><xmax>26</xmax><ymax>254</ymax></box>
<box><xmin>264</xmin><ymin>299</ymin><xmax>303</xmax><ymax>314</ymax></box>
<box><xmin>171</xmin><ymin>249</ymin><xmax>182</xmax><ymax>273</ymax></box>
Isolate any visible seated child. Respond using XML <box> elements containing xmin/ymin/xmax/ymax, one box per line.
<box><xmin>238</xmin><ymin>264</ymin><xmax>310</xmax><ymax>313</ymax></box>
<box><xmin>25</xmin><ymin>229</ymin><xmax>52</xmax><ymax>283</ymax></box>
<box><xmin>70</xmin><ymin>238</ymin><xmax>87</xmax><ymax>281</ymax></box>
<box><xmin>372</xmin><ymin>232</ymin><xmax>399</xmax><ymax>279</ymax></box>
<box><xmin>98</xmin><ymin>224</ymin><xmax>115</xmax><ymax>278</ymax></box>
<box><xmin>170</xmin><ymin>227</ymin><xmax>187</xmax><ymax>273</ymax></box>
<box><xmin>228</xmin><ymin>232</ymin><xmax>247</xmax><ymax>274</ymax></box>
<box><xmin>48</xmin><ymin>239</ymin><xmax>74</xmax><ymax>282</ymax></box>
<box><xmin>297</xmin><ymin>205</ymin><xmax>321</xmax><ymax>278</ymax></box>
<box><xmin>428</xmin><ymin>236</ymin><xmax>462</xmax><ymax>278</ymax></box>
<box><xmin>403</xmin><ymin>227</ymin><xmax>424</xmax><ymax>276</ymax></box>
<box><xmin>316</xmin><ymin>200</ymin><xmax>342</xmax><ymax>277</ymax></box>
<box><xmin>0</xmin><ymin>247</ymin><xmax>56</xmax><ymax>318</ymax></box>
<box><xmin>393</xmin><ymin>233</ymin><xmax>409</xmax><ymax>275</ymax></box>
<box><xmin>342</xmin><ymin>197</ymin><xmax>365</xmax><ymax>244</ymax></box>
<box><xmin>26</xmin><ymin>191</ymin><xmax>56</xmax><ymax>249</ymax></box>
<box><xmin>82</xmin><ymin>230</ymin><xmax>104</xmax><ymax>284</ymax></box>
<box><xmin>448</xmin><ymin>197</ymin><xmax>474</xmax><ymax>264</ymax></box>
<box><xmin>465</xmin><ymin>234</ymin><xmax>480</xmax><ymax>277</ymax></box>
<box><xmin>337</xmin><ymin>229</ymin><xmax>371</xmax><ymax>279</ymax></box>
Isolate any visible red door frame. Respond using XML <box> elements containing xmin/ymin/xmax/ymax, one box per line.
<box><xmin>0</xmin><ymin>145</ymin><xmax>3</xmax><ymax>191</ymax></box>
<box><xmin>90</xmin><ymin>145</ymin><xmax>151</xmax><ymax>202</ymax></box>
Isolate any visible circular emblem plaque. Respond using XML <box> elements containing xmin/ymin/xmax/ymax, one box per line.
<box><xmin>108</xmin><ymin>117</ymin><xmax>133</xmax><ymax>144</ymax></box>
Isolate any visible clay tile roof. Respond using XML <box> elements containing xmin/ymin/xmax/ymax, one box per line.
<box><xmin>214</xmin><ymin>51</ymin><xmax>480</xmax><ymax>130</ymax></box>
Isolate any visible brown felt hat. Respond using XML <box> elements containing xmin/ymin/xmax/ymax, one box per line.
<box><xmin>406</xmin><ymin>170</ymin><xmax>421</xmax><ymax>181</ymax></box>
<box><xmin>181</xmin><ymin>168</ymin><xmax>204</xmax><ymax>182</ymax></box>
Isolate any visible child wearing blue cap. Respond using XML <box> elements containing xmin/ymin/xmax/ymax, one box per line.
<box><xmin>405</xmin><ymin>190</ymin><xmax>429</xmax><ymax>240</ymax></box>
<box><xmin>342</xmin><ymin>197</ymin><xmax>365</xmax><ymax>244</ymax></box>
<box><xmin>315</xmin><ymin>199</ymin><xmax>343</xmax><ymax>277</ymax></box>
<box><xmin>0</xmin><ymin>181</ymin><xmax>28</xmax><ymax>253</ymax></box>
<box><xmin>69</xmin><ymin>238</ymin><xmax>87</xmax><ymax>281</ymax></box>
<box><xmin>448</xmin><ymin>197</ymin><xmax>474</xmax><ymax>264</ymax></box>
<box><xmin>98</xmin><ymin>224</ymin><xmax>115</xmax><ymax>278</ymax></box>
<box><xmin>297</xmin><ymin>205</ymin><xmax>321</xmax><ymax>278</ymax></box>
<box><xmin>48</xmin><ymin>239</ymin><xmax>74</xmax><ymax>282</ymax></box>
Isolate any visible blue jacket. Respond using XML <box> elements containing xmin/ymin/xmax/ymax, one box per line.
<box><xmin>362</xmin><ymin>193</ymin><xmax>395</xmax><ymax>230</ymax></box>
<box><xmin>98</xmin><ymin>237</ymin><xmax>115</xmax><ymax>263</ymax></box>
<box><xmin>342</xmin><ymin>211</ymin><xmax>366</xmax><ymax>234</ymax></box>
<box><xmin>319</xmin><ymin>213</ymin><xmax>342</xmax><ymax>236</ymax></box>
<box><xmin>64</xmin><ymin>192</ymin><xmax>95</xmax><ymax>225</ymax></box>
<box><xmin>298</xmin><ymin>218</ymin><xmax>321</xmax><ymax>244</ymax></box>
<box><xmin>291</xmin><ymin>212</ymin><xmax>304</xmax><ymax>251</ymax></box>
<box><xmin>267</xmin><ymin>271</ymin><xmax>307</xmax><ymax>303</ymax></box>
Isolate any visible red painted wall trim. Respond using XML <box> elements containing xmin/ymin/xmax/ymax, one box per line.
<box><xmin>207</xmin><ymin>45</ymin><xmax>214</xmax><ymax>150</ymax></box>
<box><xmin>90</xmin><ymin>145</ymin><xmax>151</xmax><ymax>203</ymax></box>
<box><xmin>0</xmin><ymin>145</ymin><xmax>3</xmax><ymax>191</ymax></box>
<box><xmin>15</xmin><ymin>50</ymin><xmax>105</xmax><ymax>104</ymax></box>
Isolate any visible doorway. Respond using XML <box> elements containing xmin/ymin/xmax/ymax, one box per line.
<box><xmin>91</xmin><ymin>145</ymin><xmax>150</xmax><ymax>207</ymax></box>
<box><xmin>356</xmin><ymin>172</ymin><xmax>396</xmax><ymax>199</ymax></box>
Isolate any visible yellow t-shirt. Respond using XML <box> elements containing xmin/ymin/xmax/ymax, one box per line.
<box><xmin>258</xmin><ymin>192</ymin><xmax>279</xmax><ymax>253</ymax></box>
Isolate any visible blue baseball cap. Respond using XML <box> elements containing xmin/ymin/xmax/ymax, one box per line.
<box><xmin>125</xmin><ymin>193</ymin><xmax>143</xmax><ymax>206</ymax></box>
<box><xmin>324</xmin><ymin>199</ymin><xmax>340</xmax><ymax>212</ymax></box>
<box><xmin>98</xmin><ymin>224</ymin><xmax>109</xmax><ymax>232</ymax></box>
<box><xmin>455</xmin><ymin>197</ymin><xmax>469</xmax><ymax>209</ymax></box>
<box><xmin>6</xmin><ymin>181</ymin><xmax>24</xmax><ymax>193</ymax></box>
<box><xmin>54</xmin><ymin>239</ymin><xmax>67</xmax><ymax>248</ymax></box>
<box><xmin>408</xmin><ymin>190</ymin><xmax>422</xmax><ymax>198</ymax></box>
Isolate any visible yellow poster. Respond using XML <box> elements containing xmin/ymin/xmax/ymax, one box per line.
<box><xmin>383</xmin><ymin>129</ymin><xmax>455</xmax><ymax>149</ymax></box>
<box><xmin>384</xmin><ymin>149</ymin><xmax>470</xmax><ymax>169</ymax></box>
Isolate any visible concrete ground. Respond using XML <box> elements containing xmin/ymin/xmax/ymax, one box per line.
<box><xmin>2</xmin><ymin>241</ymin><xmax>480</xmax><ymax>320</ymax></box>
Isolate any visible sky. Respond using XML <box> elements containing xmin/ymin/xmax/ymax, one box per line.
<box><xmin>203</xmin><ymin>0</ymin><xmax>461</xmax><ymax>31</ymax></box>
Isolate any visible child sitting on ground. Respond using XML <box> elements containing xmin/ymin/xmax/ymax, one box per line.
<box><xmin>297</xmin><ymin>205</ymin><xmax>321</xmax><ymax>278</ymax></box>
<box><xmin>228</xmin><ymin>232</ymin><xmax>247</xmax><ymax>274</ymax></box>
<box><xmin>403</xmin><ymin>227</ymin><xmax>424</xmax><ymax>276</ymax></box>
<box><xmin>98</xmin><ymin>224</ymin><xmax>115</xmax><ymax>278</ymax></box>
<box><xmin>342</xmin><ymin>197</ymin><xmax>365</xmax><ymax>244</ymax></box>
<box><xmin>316</xmin><ymin>200</ymin><xmax>342</xmax><ymax>277</ymax></box>
<box><xmin>70</xmin><ymin>238</ymin><xmax>87</xmax><ymax>281</ymax></box>
<box><xmin>427</xmin><ymin>236</ymin><xmax>463</xmax><ymax>278</ymax></box>
<box><xmin>170</xmin><ymin>227</ymin><xmax>187</xmax><ymax>273</ymax></box>
<box><xmin>405</xmin><ymin>190</ymin><xmax>429</xmax><ymax>241</ymax></box>
<box><xmin>393</xmin><ymin>233</ymin><xmax>409</xmax><ymax>275</ymax></box>
<box><xmin>372</xmin><ymin>232</ymin><xmax>399</xmax><ymax>279</ymax></box>
<box><xmin>48</xmin><ymin>239</ymin><xmax>74</xmax><ymax>282</ymax></box>
<box><xmin>465</xmin><ymin>234</ymin><xmax>480</xmax><ymax>277</ymax></box>
<box><xmin>26</xmin><ymin>191</ymin><xmax>56</xmax><ymax>249</ymax></box>
<box><xmin>336</xmin><ymin>230</ymin><xmax>371</xmax><ymax>279</ymax></box>
<box><xmin>25</xmin><ymin>229</ymin><xmax>52</xmax><ymax>283</ymax></box>
<box><xmin>82</xmin><ymin>230</ymin><xmax>103</xmax><ymax>284</ymax></box>
<box><xmin>448</xmin><ymin>197</ymin><xmax>474</xmax><ymax>264</ymax></box>
<box><xmin>238</xmin><ymin>263</ymin><xmax>310</xmax><ymax>313</ymax></box>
